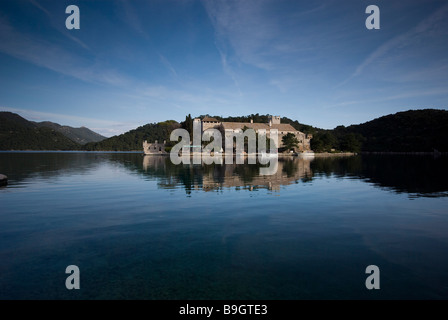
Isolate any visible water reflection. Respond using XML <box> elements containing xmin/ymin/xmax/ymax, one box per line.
<box><xmin>310</xmin><ymin>154</ymin><xmax>448</xmax><ymax>197</ymax></box>
<box><xmin>140</xmin><ymin>154</ymin><xmax>448</xmax><ymax>197</ymax></box>
<box><xmin>142</xmin><ymin>155</ymin><xmax>312</xmax><ymax>192</ymax></box>
<box><xmin>1</xmin><ymin>152</ymin><xmax>448</xmax><ymax>299</ymax></box>
<box><xmin>0</xmin><ymin>152</ymin><xmax>102</xmax><ymax>187</ymax></box>
<box><xmin>1</xmin><ymin>152</ymin><xmax>447</xmax><ymax>197</ymax></box>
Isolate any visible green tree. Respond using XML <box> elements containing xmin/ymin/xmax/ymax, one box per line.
<box><xmin>181</xmin><ymin>114</ymin><xmax>193</xmax><ymax>140</ymax></box>
<box><xmin>311</xmin><ymin>131</ymin><xmax>337</xmax><ymax>152</ymax></box>
<box><xmin>339</xmin><ymin>133</ymin><xmax>363</xmax><ymax>152</ymax></box>
<box><xmin>282</xmin><ymin>133</ymin><xmax>299</xmax><ymax>151</ymax></box>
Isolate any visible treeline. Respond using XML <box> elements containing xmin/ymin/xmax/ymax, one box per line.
<box><xmin>2</xmin><ymin>109</ymin><xmax>447</xmax><ymax>152</ymax></box>
<box><xmin>84</xmin><ymin>120</ymin><xmax>180</xmax><ymax>151</ymax></box>
<box><xmin>311</xmin><ymin>109</ymin><xmax>448</xmax><ymax>152</ymax></box>
<box><xmin>311</xmin><ymin>129</ymin><xmax>364</xmax><ymax>153</ymax></box>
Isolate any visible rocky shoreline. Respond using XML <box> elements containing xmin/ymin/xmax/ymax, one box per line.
<box><xmin>0</xmin><ymin>174</ymin><xmax>7</xmax><ymax>186</ymax></box>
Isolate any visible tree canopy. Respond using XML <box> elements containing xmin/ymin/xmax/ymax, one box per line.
<box><xmin>83</xmin><ymin>121</ymin><xmax>180</xmax><ymax>151</ymax></box>
<box><xmin>282</xmin><ymin>133</ymin><xmax>299</xmax><ymax>151</ymax></box>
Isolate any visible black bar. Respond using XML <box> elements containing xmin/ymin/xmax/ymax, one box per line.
<box><xmin>0</xmin><ymin>300</ymin><xmax>443</xmax><ymax>318</ymax></box>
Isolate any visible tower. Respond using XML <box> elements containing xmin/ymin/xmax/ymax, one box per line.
<box><xmin>268</xmin><ymin>115</ymin><xmax>281</xmax><ymax>125</ymax></box>
<box><xmin>193</xmin><ymin>118</ymin><xmax>202</xmax><ymax>132</ymax></box>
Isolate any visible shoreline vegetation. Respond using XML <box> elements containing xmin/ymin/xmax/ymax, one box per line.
<box><xmin>2</xmin><ymin>109</ymin><xmax>448</xmax><ymax>153</ymax></box>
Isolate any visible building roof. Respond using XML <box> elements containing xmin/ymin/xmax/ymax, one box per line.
<box><xmin>202</xmin><ymin>116</ymin><xmax>219</xmax><ymax>122</ymax></box>
<box><xmin>221</xmin><ymin>122</ymin><xmax>299</xmax><ymax>133</ymax></box>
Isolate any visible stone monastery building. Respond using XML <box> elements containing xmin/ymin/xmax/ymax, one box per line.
<box><xmin>197</xmin><ymin>115</ymin><xmax>312</xmax><ymax>152</ymax></box>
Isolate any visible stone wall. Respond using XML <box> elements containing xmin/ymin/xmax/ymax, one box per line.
<box><xmin>143</xmin><ymin>140</ymin><xmax>166</xmax><ymax>154</ymax></box>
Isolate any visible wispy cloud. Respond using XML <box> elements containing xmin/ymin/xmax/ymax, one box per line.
<box><xmin>28</xmin><ymin>0</ymin><xmax>90</xmax><ymax>50</ymax></box>
<box><xmin>290</xmin><ymin>2</ymin><xmax>329</xmax><ymax>18</ymax></box>
<box><xmin>29</xmin><ymin>0</ymin><xmax>51</xmax><ymax>16</ymax></box>
<box><xmin>116</xmin><ymin>0</ymin><xmax>149</xmax><ymax>38</ymax></box>
<box><xmin>216</xmin><ymin>47</ymin><xmax>242</xmax><ymax>95</ymax></box>
<box><xmin>203</xmin><ymin>0</ymin><xmax>279</xmax><ymax>71</ymax></box>
<box><xmin>139</xmin><ymin>85</ymin><xmax>234</xmax><ymax>107</ymax></box>
<box><xmin>159</xmin><ymin>54</ymin><xmax>179</xmax><ymax>79</ymax></box>
<box><xmin>339</xmin><ymin>3</ymin><xmax>448</xmax><ymax>87</ymax></box>
<box><xmin>0</xmin><ymin>16</ymin><xmax>129</xmax><ymax>86</ymax></box>
<box><xmin>203</xmin><ymin>0</ymin><xmax>295</xmax><ymax>95</ymax></box>
<box><xmin>202</xmin><ymin>0</ymin><xmax>343</xmax><ymax>94</ymax></box>
<box><xmin>325</xmin><ymin>87</ymin><xmax>448</xmax><ymax>109</ymax></box>
<box><xmin>203</xmin><ymin>0</ymin><xmax>341</xmax><ymax>70</ymax></box>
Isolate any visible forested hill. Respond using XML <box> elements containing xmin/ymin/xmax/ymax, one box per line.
<box><xmin>346</xmin><ymin>109</ymin><xmax>448</xmax><ymax>152</ymax></box>
<box><xmin>34</xmin><ymin>121</ymin><xmax>106</xmax><ymax>144</ymax></box>
<box><xmin>0</xmin><ymin>112</ymin><xmax>81</xmax><ymax>150</ymax></box>
<box><xmin>83</xmin><ymin>120</ymin><xmax>180</xmax><ymax>151</ymax></box>
<box><xmin>311</xmin><ymin>109</ymin><xmax>448</xmax><ymax>152</ymax></box>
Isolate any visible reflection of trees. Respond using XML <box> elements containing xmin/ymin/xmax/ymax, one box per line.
<box><xmin>4</xmin><ymin>152</ymin><xmax>446</xmax><ymax>197</ymax></box>
<box><xmin>142</xmin><ymin>156</ymin><xmax>210</xmax><ymax>194</ymax></box>
<box><xmin>0</xmin><ymin>152</ymin><xmax>104</xmax><ymax>184</ymax></box>
<box><xmin>282</xmin><ymin>158</ymin><xmax>298</xmax><ymax>177</ymax></box>
<box><xmin>310</xmin><ymin>156</ymin><xmax>363</xmax><ymax>178</ymax></box>
<box><xmin>361</xmin><ymin>155</ymin><xmax>448</xmax><ymax>196</ymax></box>
<box><xmin>311</xmin><ymin>155</ymin><xmax>448</xmax><ymax>197</ymax></box>
<box><xmin>233</xmin><ymin>164</ymin><xmax>260</xmax><ymax>183</ymax></box>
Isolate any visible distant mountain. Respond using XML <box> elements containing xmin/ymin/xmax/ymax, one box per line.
<box><xmin>34</xmin><ymin>121</ymin><xmax>106</xmax><ymax>144</ymax></box>
<box><xmin>83</xmin><ymin>120</ymin><xmax>180</xmax><ymax>151</ymax></box>
<box><xmin>0</xmin><ymin>112</ymin><xmax>80</xmax><ymax>150</ymax></box>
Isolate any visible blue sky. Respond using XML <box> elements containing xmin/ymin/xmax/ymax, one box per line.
<box><xmin>0</xmin><ymin>0</ymin><xmax>447</xmax><ymax>136</ymax></box>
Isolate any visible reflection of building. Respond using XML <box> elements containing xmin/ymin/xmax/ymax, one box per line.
<box><xmin>142</xmin><ymin>155</ymin><xmax>313</xmax><ymax>192</ymax></box>
<box><xmin>201</xmin><ymin>158</ymin><xmax>312</xmax><ymax>191</ymax></box>
<box><xmin>143</xmin><ymin>154</ymin><xmax>168</xmax><ymax>171</ymax></box>
<box><xmin>198</xmin><ymin>115</ymin><xmax>313</xmax><ymax>152</ymax></box>
<box><xmin>143</xmin><ymin>140</ymin><xmax>166</xmax><ymax>154</ymax></box>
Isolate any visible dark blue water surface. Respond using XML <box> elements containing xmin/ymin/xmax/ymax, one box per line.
<box><xmin>0</xmin><ymin>152</ymin><xmax>447</xmax><ymax>299</ymax></box>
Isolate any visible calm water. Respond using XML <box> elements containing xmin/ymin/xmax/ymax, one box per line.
<box><xmin>1</xmin><ymin>152</ymin><xmax>448</xmax><ymax>299</ymax></box>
